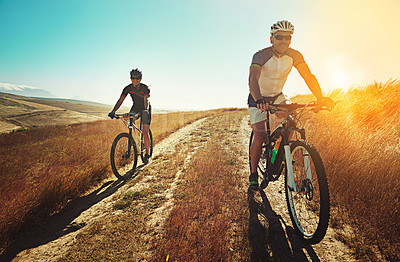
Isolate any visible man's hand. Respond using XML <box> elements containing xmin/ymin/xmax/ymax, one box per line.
<box><xmin>317</xmin><ymin>97</ymin><xmax>335</xmax><ymax>110</ymax></box>
<box><xmin>108</xmin><ymin>111</ymin><xmax>116</xmax><ymax>119</ymax></box>
<box><xmin>256</xmin><ymin>98</ymin><xmax>267</xmax><ymax>112</ymax></box>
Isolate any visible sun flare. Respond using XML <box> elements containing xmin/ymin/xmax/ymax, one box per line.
<box><xmin>332</xmin><ymin>69</ymin><xmax>350</xmax><ymax>89</ymax></box>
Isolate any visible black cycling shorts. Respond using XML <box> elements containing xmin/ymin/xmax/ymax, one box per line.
<box><xmin>130</xmin><ymin>106</ymin><xmax>151</xmax><ymax>125</ymax></box>
<box><xmin>130</xmin><ymin>107</ymin><xmax>151</xmax><ymax>125</ymax></box>
<box><xmin>141</xmin><ymin>110</ymin><xmax>151</xmax><ymax>125</ymax></box>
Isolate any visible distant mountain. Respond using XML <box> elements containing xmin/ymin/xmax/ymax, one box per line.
<box><xmin>0</xmin><ymin>83</ymin><xmax>178</xmax><ymax>114</ymax></box>
<box><xmin>0</xmin><ymin>83</ymin><xmax>55</xmax><ymax>98</ymax></box>
<box><xmin>32</xmin><ymin>96</ymin><xmax>113</xmax><ymax>108</ymax></box>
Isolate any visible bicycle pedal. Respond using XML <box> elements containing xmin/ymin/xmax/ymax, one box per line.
<box><xmin>260</xmin><ymin>179</ymin><xmax>269</xmax><ymax>189</ymax></box>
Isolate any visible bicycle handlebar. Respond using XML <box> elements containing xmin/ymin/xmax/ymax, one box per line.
<box><xmin>113</xmin><ymin>112</ymin><xmax>140</xmax><ymax>120</ymax></box>
<box><xmin>268</xmin><ymin>101</ymin><xmax>332</xmax><ymax>113</ymax></box>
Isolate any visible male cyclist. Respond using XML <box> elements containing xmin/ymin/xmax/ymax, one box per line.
<box><xmin>248</xmin><ymin>20</ymin><xmax>334</xmax><ymax>191</ymax></box>
<box><xmin>108</xmin><ymin>68</ymin><xmax>152</xmax><ymax>164</ymax></box>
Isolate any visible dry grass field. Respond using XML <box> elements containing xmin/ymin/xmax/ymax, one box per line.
<box><xmin>292</xmin><ymin>79</ymin><xmax>400</xmax><ymax>260</ymax></box>
<box><xmin>0</xmin><ymin>107</ymin><xmax>220</xmax><ymax>256</ymax></box>
<box><xmin>1</xmin><ymin>79</ymin><xmax>399</xmax><ymax>260</ymax></box>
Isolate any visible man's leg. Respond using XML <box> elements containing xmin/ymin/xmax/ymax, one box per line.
<box><xmin>142</xmin><ymin>124</ymin><xmax>150</xmax><ymax>155</ymax></box>
<box><xmin>270</xmin><ymin>94</ymin><xmax>288</xmax><ymax>130</ymax></box>
<box><xmin>141</xmin><ymin>109</ymin><xmax>151</xmax><ymax>158</ymax></box>
<box><xmin>269</xmin><ymin>113</ymin><xmax>283</xmax><ymax>131</ymax></box>
<box><xmin>269</xmin><ymin>102</ymin><xmax>288</xmax><ymax>139</ymax></box>
<box><xmin>249</xmin><ymin>120</ymin><xmax>267</xmax><ymax>185</ymax></box>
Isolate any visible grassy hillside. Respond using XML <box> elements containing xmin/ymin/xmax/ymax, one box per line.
<box><xmin>0</xmin><ymin>92</ymin><xmax>114</xmax><ymax>112</ymax></box>
<box><xmin>25</xmin><ymin>96</ymin><xmax>114</xmax><ymax>107</ymax></box>
<box><xmin>0</xmin><ymin>92</ymin><xmax>113</xmax><ymax>133</ymax></box>
<box><xmin>0</xmin><ymin>92</ymin><xmax>170</xmax><ymax>133</ymax></box>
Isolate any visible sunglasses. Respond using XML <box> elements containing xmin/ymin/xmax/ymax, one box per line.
<box><xmin>131</xmin><ymin>77</ymin><xmax>141</xmax><ymax>80</ymax></box>
<box><xmin>273</xmin><ymin>35</ymin><xmax>292</xmax><ymax>41</ymax></box>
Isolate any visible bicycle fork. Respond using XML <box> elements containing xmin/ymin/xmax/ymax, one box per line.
<box><xmin>285</xmin><ymin>145</ymin><xmax>296</xmax><ymax>190</ymax></box>
<box><xmin>286</xmin><ymin>145</ymin><xmax>313</xmax><ymax>193</ymax></box>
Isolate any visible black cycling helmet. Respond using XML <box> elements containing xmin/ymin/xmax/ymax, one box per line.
<box><xmin>130</xmin><ymin>68</ymin><xmax>142</xmax><ymax>78</ymax></box>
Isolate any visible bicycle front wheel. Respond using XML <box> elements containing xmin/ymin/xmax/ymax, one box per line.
<box><xmin>285</xmin><ymin>139</ymin><xmax>330</xmax><ymax>244</ymax></box>
<box><xmin>140</xmin><ymin>128</ymin><xmax>153</xmax><ymax>162</ymax></box>
<box><xmin>110</xmin><ymin>133</ymin><xmax>138</xmax><ymax>180</ymax></box>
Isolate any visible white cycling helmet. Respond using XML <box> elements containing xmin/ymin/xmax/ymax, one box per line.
<box><xmin>270</xmin><ymin>20</ymin><xmax>294</xmax><ymax>35</ymax></box>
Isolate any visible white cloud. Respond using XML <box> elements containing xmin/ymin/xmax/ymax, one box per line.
<box><xmin>0</xmin><ymin>83</ymin><xmax>39</xmax><ymax>92</ymax></box>
<box><xmin>0</xmin><ymin>83</ymin><xmax>55</xmax><ymax>98</ymax></box>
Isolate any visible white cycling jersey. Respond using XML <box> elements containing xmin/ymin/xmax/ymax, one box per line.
<box><xmin>251</xmin><ymin>46</ymin><xmax>305</xmax><ymax>97</ymax></box>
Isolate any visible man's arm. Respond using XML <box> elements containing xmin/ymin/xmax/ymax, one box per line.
<box><xmin>108</xmin><ymin>95</ymin><xmax>126</xmax><ymax>118</ymax></box>
<box><xmin>144</xmin><ymin>95</ymin><xmax>149</xmax><ymax>110</ymax></box>
<box><xmin>295</xmin><ymin>63</ymin><xmax>323</xmax><ymax>100</ymax></box>
<box><xmin>249</xmin><ymin>65</ymin><xmax>267</xmax><ymax>111</ymax></box>
<box><xmin>112</xmin><ymin>95</ymin><xmax>126</xmax><ymax>112</ymax></box>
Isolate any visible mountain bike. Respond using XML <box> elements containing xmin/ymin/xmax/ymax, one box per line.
<box><xmin>110</xmin><ymin>112</ymin><xmax>153</xmax><ymax>180</ymax></box>
<box><xmin>249</xmin><ymin>101</ymin><xmax>331</xmax><ymax>244</ymax></box>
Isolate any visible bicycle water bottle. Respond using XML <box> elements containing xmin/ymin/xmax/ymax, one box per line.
<box><xmin>271</xmin><ymin>140</ymin><xmax>280</xmax><ymax>164</ymax></box>
<box><xmin>271</xmin><ymin>148</ymin><xmax>278</xmax><ymax>164</ymax></box>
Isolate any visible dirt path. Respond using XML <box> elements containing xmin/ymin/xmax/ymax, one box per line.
<box><xmin>6</xmin><ymin>118</ymin><xmax>209</xmax><ymax>261</ymax></box>
<box><xmin>5</xmin><ymin>113</ymin><xmax>358</xmax><ymax>261</ymax></box>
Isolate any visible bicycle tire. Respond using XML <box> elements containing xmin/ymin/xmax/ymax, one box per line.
<box><xmin>285</xmin><ymin>139</ymin><xmax>330</xmax><ymax>244</ymax></box>
<box><xmin>110</xmin><ymin>133</ymin><xmax>138</xmax><ymax>180</ymax></box>
<box><xmin>140</xmin><ymin>128</ymin><xmax>153</xmax><ymax>162</ymax></box>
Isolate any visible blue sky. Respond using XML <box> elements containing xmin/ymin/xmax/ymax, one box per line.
<box><xmin>1</xmin><ymin>0</ymin><xmax>399</xmax><ymax>110</ymax></box>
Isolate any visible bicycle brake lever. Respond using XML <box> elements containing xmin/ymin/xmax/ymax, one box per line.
<box><xmin>268</xmin><ymin>105</ymin><xmax>277</xmax><ymax>114</ymax></box>
<box><xmin>313</xmin><ymin>104</ymin><xmax>330</xmax><ymax>113</ymax></box>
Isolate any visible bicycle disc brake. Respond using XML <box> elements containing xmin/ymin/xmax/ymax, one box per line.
<box><xmin>302</xmin><ymin>178</ymin><xmax>314</xmax><ymax>200</ymax></box>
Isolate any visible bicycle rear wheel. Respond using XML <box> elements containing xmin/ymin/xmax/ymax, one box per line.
<box><xmin>110</xmin><ymin>133</ymin><xmax>138</xmax><ymax>180</ymax></box>
<box><xmin>285</xmin><ymin>139</ymin><xmax>330</xmax><ymax>244</ymax></box>
<box><xmin>140</xmin><ymin>128</ymin><xmax>153</xmax><ymax>162</ymax></box>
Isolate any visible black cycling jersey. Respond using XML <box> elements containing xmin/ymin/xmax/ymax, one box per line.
<box><xmin>121</xmin><ymin>83</ymin><xmax>150</xmax><ymax>112</ymax></box>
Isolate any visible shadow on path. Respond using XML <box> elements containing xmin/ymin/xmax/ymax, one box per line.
<box><xmin>1</xmin><ymin>166</ymin><xmax>145</xmax><ymax>262</ymax></box>
<box><xmin>247</xmin><ymin>189</ymin><xmax>320</xmax><ymax>262</ymax></box>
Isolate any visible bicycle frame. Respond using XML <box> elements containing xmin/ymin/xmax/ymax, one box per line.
<box><xmin>118</xmin><ymin>112</ymin><xmax>144</xmax><ymax>139</ymax></box>
<box><xmin>263</xmin><ymin>104</ymin><xmax>315</xmax><ymax>192</ymax></box>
